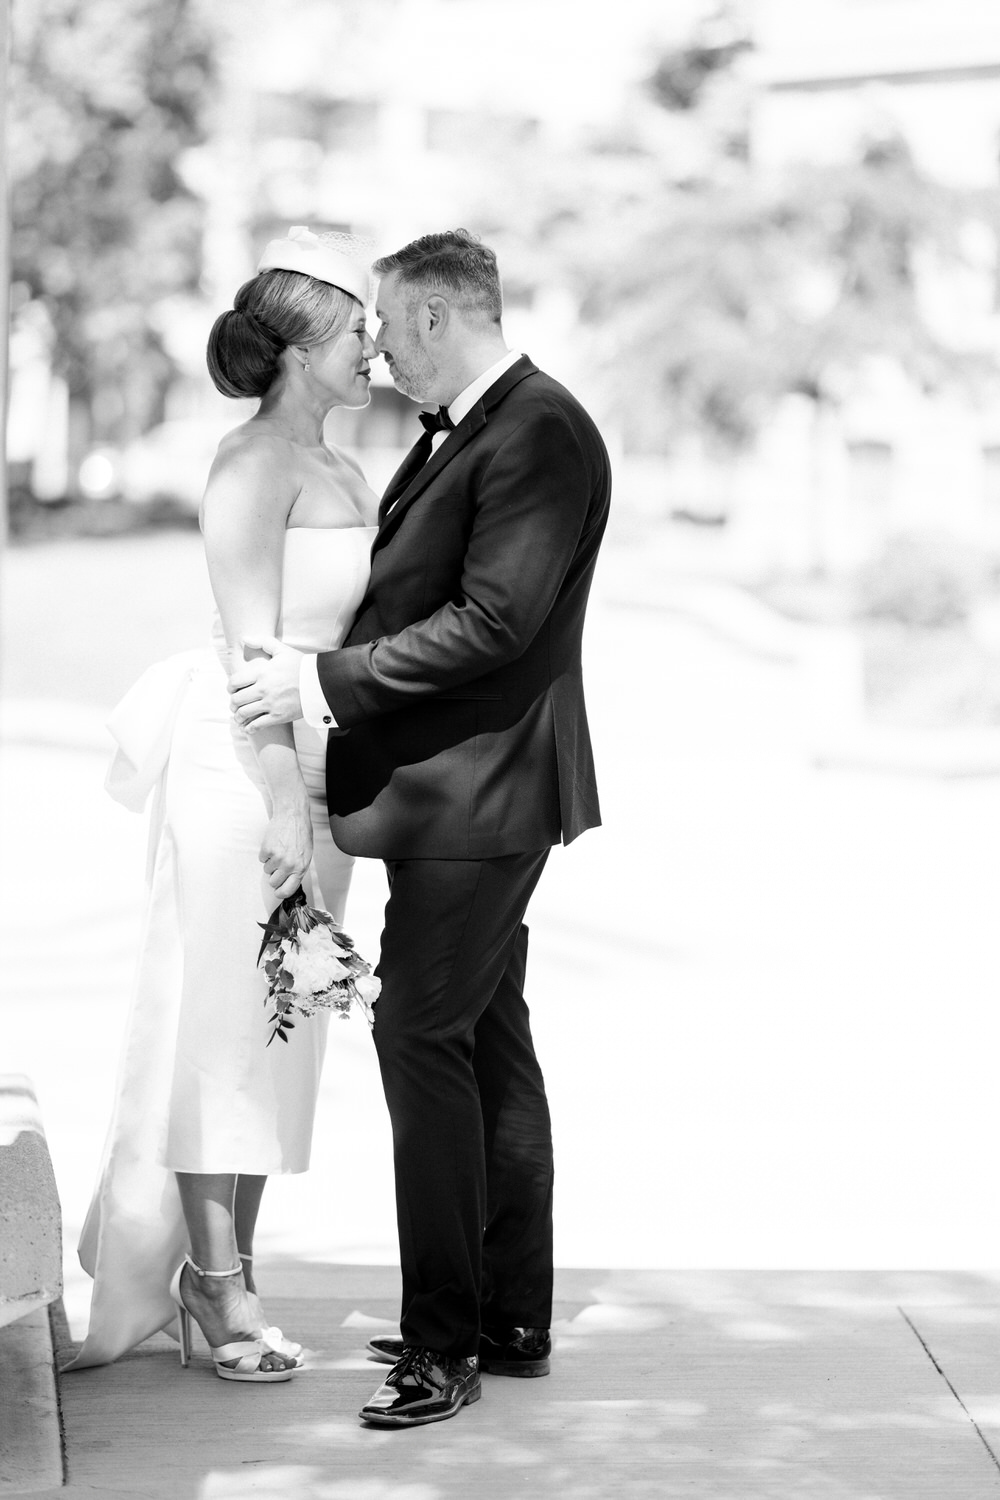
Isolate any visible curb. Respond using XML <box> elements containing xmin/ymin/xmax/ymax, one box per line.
<box><xmin>0</xmin><ymin>1303</ymin><xmax>65</xmax><ymax>1493</ymax></box>
<box><xmin>0</xmin><ymin>1077</ymin><xmax>67</xmax><ymax>1494</ymax></box>
<box><xmin>612</xmin><ymin>582</ymin><xmax>1000</xmax><ymax>778</ymax></box>
<box><xmin>0</xmin><ymin>699</ymin><xmax>112</xmax><ymax>756</ymax></box>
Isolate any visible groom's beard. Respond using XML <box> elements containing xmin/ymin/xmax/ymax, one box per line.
<box><xmin>385</xmin><ymin>332</ymin><xmax>437</xmax><ymax>403</ymax></box>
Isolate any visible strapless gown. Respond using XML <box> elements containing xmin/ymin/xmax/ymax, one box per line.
<box><xmin>66</xmin><ymin>526</ymin><xmax>376</xmax><ymax>1370</ymax></box>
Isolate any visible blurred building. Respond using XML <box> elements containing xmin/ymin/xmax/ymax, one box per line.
<box><xmin>736</xmin><ymin>0</ymin><xmax>1000</xmax><ymax>572</ymax></box>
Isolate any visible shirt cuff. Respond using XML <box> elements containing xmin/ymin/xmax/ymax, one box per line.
<box><xmin>299</xmin><ymin>654</ymin><xmax>337</xmax><ymax>729</ymax></box>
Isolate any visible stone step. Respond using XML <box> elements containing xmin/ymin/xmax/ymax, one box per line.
<box><xmin>0</xmin><ymin>1304</ymin><xmax>64</xmax><ymax>1493</ymax></box>
<box><xmin>0</xmin><ymin>1076</ymin><xmax>65</xmax><ymax>1494</ymax></box>
<box><xmin>0</xmin><ymin>1076</ymin><xmax>62</xmax><ymax>1330</ymax></box>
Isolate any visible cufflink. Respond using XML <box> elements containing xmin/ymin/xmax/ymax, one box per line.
<box><xmin>323</xmin><ymin>715</ymin><xmax>332</xmax><ymax>724</ymax></box>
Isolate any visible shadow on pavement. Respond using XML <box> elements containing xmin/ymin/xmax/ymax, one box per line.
<box><xmin>28</xmin><ymin>1266</ymin><xmax>1000</xmax><ymax>1500</ymax></box>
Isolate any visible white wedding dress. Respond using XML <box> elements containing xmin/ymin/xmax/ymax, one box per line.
<box><xmin>66</xmin><ymin>525</ymin><xmax>376</xmax><ymax>1370</ymax></box>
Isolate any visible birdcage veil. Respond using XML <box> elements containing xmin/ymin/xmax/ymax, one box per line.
<box><xmin>317</xmin><ymin>228</ymin><xmax>376</xmax><ymax>262</ymax></box>
<box><xmin>318</xmin><ymin>230</ymin><xmax>376</xmax><ymax>302</ymax></box>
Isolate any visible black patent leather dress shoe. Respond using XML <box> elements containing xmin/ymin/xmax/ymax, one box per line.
<box><xmin>368</xmin><ymin>1327</ymin><xmax>551</xmax><ymax>1378</ymax></box>
<box><xmin>359</xmin><ymin>1346</ymin><xmax>481</xmax><ymax>1427</ymax></box>
<box><xmin>479</xmin><ymin>1325</ymin><xmax>551</xmax><ymax>1377</ymax></box>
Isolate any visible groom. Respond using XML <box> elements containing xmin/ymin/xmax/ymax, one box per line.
<box><xmin>230</xmin><ymin>229</ymin><xmax>611</xmax><ymax>1427</ymax></box>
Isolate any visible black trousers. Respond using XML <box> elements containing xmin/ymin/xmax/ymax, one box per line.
<box><xmin>373</xmin><ymin>849</ymin><xmax>553</xmax><ymax>1358</ymax></box>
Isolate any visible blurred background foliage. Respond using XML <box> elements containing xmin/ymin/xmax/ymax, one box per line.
<box><xmin>10</xmin><ymin>0</ymin><xmax>216</xmax><ymax>473</ymax></box>
<box><xmin>489</xmin><ymin>41</ymin><xmax>998</xmax><ymax>462</ymax></box>
<box><xmin>7</xmin><ymin>0</ymin><xmax>1000</xmax><ymax>726</ymax></box>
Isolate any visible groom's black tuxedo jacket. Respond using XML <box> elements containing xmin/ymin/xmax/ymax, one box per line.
<box><xmin>320</xmin><ymin>356</ymin><xmax>611</xmax><ymax>859</ymax></box>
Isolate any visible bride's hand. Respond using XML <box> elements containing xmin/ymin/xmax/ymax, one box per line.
<box><xmin>259</xmin><ymin>799</ymin><xmax>313</xmax><ymax>898</ymax></box>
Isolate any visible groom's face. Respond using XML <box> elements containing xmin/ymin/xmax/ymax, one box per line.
<box><xmin>374</xmin><ymin>272</ymin><xmax>437</xmax><ymax>402</ymax></box>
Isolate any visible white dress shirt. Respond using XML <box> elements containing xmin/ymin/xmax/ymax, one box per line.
<box><xmin>298</xmin><ymin>350</ymin><xmax>522</xmax><ymax>729</ymax></box>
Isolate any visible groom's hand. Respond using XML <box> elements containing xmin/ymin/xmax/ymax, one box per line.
<box><xmin>229</xmin><ymin>636</ymin><xmax>304</xmax><ymax>728</ymax></box>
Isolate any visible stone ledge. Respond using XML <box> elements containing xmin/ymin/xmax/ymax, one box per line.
<box><xmin>0</xmin><ymin>1079</ymin><xmax>65</xmax><ymax>1493</ymax></box>
<box><xmin>612</xmin><ymin>581</ymin><xmax>1000</xmax><ymax>778</ymax></box>
<box><xmin>0</xmin><ymin>700</ymin><xmax>111</xmax><ymax>755</ymax></box>
<box><xmin>0</xmin><ymin>1076</ymin><xmax>62</xmax><ymax>1331</ymax></box>
<box><xmin>0</xmin><ymin>1304</ymin><xmax>65</xmax><ymax>1493</ymax></box>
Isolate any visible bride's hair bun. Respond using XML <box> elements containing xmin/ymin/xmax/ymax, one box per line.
<box><xmin>207</xmin><ymin>268</ymin><xmax>359</xmax><ymax>400</ymax></box>
<box><xmin>207</xmin><ymin>304</ymin><xmax>283</xmax><ymax>399</ymax></box>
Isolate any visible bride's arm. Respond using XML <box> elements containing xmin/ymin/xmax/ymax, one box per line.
<box><xmin>201</xmin><ymin>436</ymin><xmax>312</xmax><ymax>900</ymax></box>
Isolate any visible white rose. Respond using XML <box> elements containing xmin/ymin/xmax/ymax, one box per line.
<box><xmin>297</xmin><ymin>925</ymin><xmax>348</xmax><ymax>958</ymax></box>
<box><xmin>354</xmin><ymin>975</ymin><xmax>381</xmax><ymax>1005</ymax></box>
<box><xmin>283</xmin><ymin>941</ymin><xmax>349</xmax><ymax>994</ymax></box>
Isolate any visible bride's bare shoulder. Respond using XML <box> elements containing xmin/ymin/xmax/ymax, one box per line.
<box><xmin>200</xmin><ymin>424</ymin><xmax>298</xmax><ymax>530</ymax></box>
<box><xmin>205</xmin><ymin>425</ymin><xmax>297</xmax><ymax>494</ymax></box>
<box><xmin>211</xmin><ymin>421</ymin><xmax>295</xmax><ymax>472</ymax></box>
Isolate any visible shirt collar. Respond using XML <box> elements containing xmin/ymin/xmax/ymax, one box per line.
<box><xmin>447</xmin><ymin>350</ymin><xmax>522</xmax><ymax>427</ymax></box>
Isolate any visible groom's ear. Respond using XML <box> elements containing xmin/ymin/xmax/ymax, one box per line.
<box><xmin>425</xmin><ymin>294</ymin><xmax>449</xmax><ymax>338</ymax></box>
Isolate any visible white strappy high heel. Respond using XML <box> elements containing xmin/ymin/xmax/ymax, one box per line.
<box><xmin>169</xmin><ymin>1255</ymin><xmax>296</xmax><ymax>1383</ymax></box>
<box><xmin>239</xmin><ymin>1253</ymin><xmax>305</xmax><ymax>1366</ymax></box>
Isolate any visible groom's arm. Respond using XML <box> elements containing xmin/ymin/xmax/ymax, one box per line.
<box><xmin>230</xmin><ymin>406</ymin><xmax>605</xmax><ymax>731</ymax></box>
<box><xmin>300</xmin><ymin>656</ymin><xmax>337</xmax><ymax>727</ymax></box>
<box><xmin>317</xmin><ymin>408</ymin><xmax>599</xmax><ymax>728</ymax></box>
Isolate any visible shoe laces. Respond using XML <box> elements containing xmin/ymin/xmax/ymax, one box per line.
<box><xmin>392</xmin><ymin>1345</ymin><xmax>435</xmax><ymax>1386</ymax></box>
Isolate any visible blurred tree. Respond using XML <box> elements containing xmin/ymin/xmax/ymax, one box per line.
<box><xmin>9</xmin><ymin>0</ymin><xmax>216</xmax><ymax>493</ymax></box>
<box><xmin>589</xmin><ymin>131</ymin><xmax>996</xmax><ymax>462</ymax></box>
<box><xmin>1</xmin><ymin>0</ymin><xmax>10</xmax><ymax>542</ymax></box>
<box><xmin>646</xmin><ymin>5</ymin><xmax>752</xmax><ymax>118</ymax></box>
<box><xmin>480</xmin><ymin>19</ymin><xmax>998</xmax><ymax>555</ymax></box>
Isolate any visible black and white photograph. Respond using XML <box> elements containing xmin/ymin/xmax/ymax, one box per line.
<box><xmin>4</xmin><ymin>0</ymin><xmax>1000</xmax><ymax>1494</ymax></box>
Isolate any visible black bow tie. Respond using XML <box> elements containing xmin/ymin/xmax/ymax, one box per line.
<box><xmin>419</xmin><ymin>407</ymin><xmax>454</xmax><ymax>435</ymax></box>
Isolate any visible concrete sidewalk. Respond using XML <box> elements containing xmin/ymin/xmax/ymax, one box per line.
<box><xmin>8</xmin><ymin>532</ymin><xmax>1000</xmax><ymax>1273</ymax></box>
<box><xmin>12</xmin><ymin>1266</ymin><xmax>1000</xmax><ymax>1500</ymax></box>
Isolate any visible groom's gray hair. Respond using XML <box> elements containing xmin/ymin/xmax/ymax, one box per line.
<box><xmin>373</xmin><ymin>229</ymin><xmax>503</xmax><ymax>325</ymax></box>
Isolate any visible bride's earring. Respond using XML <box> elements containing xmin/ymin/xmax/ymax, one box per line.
<box><xmin>303</xmin><ymin>358</ymin><xmax>310</xmax><ymax>373</ymax></box>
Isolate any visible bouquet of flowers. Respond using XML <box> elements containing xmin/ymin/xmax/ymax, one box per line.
<box><xmin>257</xmin><ymin>886</ymin><xmax>380</xmax><ymax>1047</ymax></box>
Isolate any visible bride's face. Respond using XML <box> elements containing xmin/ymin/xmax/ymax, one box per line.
<box><xmin>308</xmin><ymin>304</ymin><xmax>376</xmax><ymax>409</ymax></box>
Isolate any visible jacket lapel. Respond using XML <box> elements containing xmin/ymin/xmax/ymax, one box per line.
<box><xmin>374</xmin><ymin>357</ymin><xmax>539</xmax><ymax>548</ymax></box>
<box><xmin>378</xmin><ymin>440</ymin><xmax>432</xmax><ymax>524</ymax></box>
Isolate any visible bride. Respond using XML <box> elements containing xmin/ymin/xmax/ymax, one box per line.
<box><xmin>65</xmin><ymin>228</ymin><xmax>378</xmax><ymax>1382</ymax></box>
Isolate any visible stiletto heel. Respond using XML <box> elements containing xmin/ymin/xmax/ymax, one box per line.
<box><xmin>169</xmin><ymin>1255</ymin><xmax>295</xmax><ymax>1383</ymax></box>
<box><xmin>238</xmin><ymin>1252</ymin><xmax>305</xmax><ymax>1366</ymax></box>
<box><xmin>178</xmin><ymin>1307</ymin><xmax>191</xmax><ymax>1366</ymax></box>
<box><xmin>169</xmin><ymin>1263</ymin><xmax>193</xmax><ymax>1366</ymax></box>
